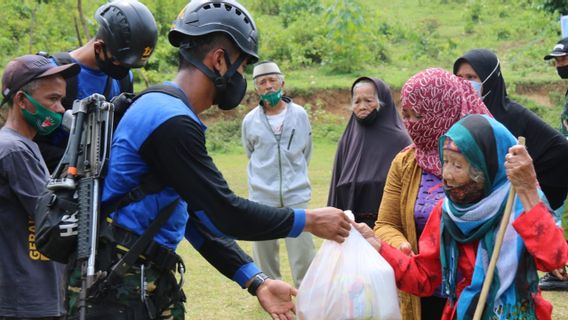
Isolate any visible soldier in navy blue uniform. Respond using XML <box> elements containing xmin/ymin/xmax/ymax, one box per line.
<box><xmin>63</xmin><ymin>1</ymin><xmax>351</xmax><ymax>319</ymax></box>
<box><xmin>36</xmin><ymin>1</ymin><xmax>158</xmax><ymax>173</ymax></box>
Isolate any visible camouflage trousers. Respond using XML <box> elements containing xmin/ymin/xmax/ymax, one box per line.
<box><xmin>65</xmin><ymin>260</ymin><xmax>185</xmax><ymax>320</ymax></box>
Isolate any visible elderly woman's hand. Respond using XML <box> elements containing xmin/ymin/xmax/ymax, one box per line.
<box><xmin>398</xmin><ymin>242</ymin><xmax>414</xmax><ymax>256</ymax></box>
<box><xmin>504</xmin><ymin>145</ymin><xmax>540</xmax><ymax>210</ymax></box>
<box><xmin>352</xmin><ymin>222</ymin><xmax>382</xmax><ymax>251</ymax></box>
<box><xmin>551</xmin><ymin>266</ymin><xmax>568</xmax><ymax>281</ymax></box>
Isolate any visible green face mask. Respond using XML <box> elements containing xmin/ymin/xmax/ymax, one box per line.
<box><xmin>260</xmin><ymin>88</ymin><xmax>283</xmax><ymax>107</ymax></box>
<box><xmin>22</xmin><ymin>92</ymin><xmax>62</xmax><ymax>136</ymax></box>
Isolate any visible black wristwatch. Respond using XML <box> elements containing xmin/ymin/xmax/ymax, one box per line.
<box><xmin>247</xmin><ymin>272</ymin><xmax>270</xmax><ymax>296</ymax></box>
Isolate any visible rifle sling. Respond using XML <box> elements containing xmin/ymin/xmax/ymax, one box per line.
<box><xmin>102</xmin><ymin>75</ymin><xmax>113</xmax><ymax>101</ymax></box>
<box><xmin>100</xmin><ymin>82</ymin><xmax>192</xmax><ymax>218</ymax></box>
<box><xmin>101</xmin><ymin>173</ymin><xmax>165</xmax><ymax>217</ymax></box>
<box><xmin>105</xmin><ymin>198</ymin><xmax>180</xmax><ymax>279</ymax></box>
<box><xmin>98</xmin><ymin>171</ymin><xmax>178</xmax><ymax>273</ymax></box>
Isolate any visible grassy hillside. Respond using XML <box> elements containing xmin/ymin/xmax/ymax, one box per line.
<box><xmin>0</xmin><ymin>0</ymin><xmax>563</xmax><ymax>90</ymax></box>
<box><xmin>1</xmin><ymin>1</ymin><xmax>566</xmax><ymax>318</ymax></box>
<box><xmin>259</xmin><ymin>0</ymin><xmax>563</xmax><ymax>89</ymax></box>
<box><xmin>2</xmin><ymin>0</ymin><xmax>564</xmax><ymax>170</ymax></box>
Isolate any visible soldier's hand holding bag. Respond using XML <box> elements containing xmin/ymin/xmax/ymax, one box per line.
<box><xmin>297</xmin><ymin>211</ymin><xmax>401</xmax><ymax>320</ymax></box>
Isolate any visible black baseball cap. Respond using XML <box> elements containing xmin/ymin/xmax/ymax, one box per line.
<box><xmin>544</xmin><ymin>37</ymin><xmax>568</xmax><ymax>60</ymax></box>
<box><xmin>1</xmin><ymin>54</ymin><xmax>80</xmax><ymax>105</ymax></box>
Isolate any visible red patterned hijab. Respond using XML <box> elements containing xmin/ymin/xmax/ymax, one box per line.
<box><xmin>400</xmin><ymin>68</ymin><xmax>491</xmax><ymax>177</ymax></box>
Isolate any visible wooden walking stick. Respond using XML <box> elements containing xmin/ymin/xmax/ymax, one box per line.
<box><xmin>472</xmin><ymin>136</ymin><xmax>525</xmax><ymax>320</ymax></box>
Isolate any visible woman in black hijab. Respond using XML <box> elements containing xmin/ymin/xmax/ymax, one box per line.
<box><xmin>454</xmin><ymin>48</ymin><xmax>568</xmax><ymax>210</ymax></box>
<box><xmin>328</xmin><ymin>77</ymin><xmax>411</xmax><ymax>227</ymax></box>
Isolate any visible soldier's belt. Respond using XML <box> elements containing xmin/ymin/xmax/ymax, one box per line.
<box><xmin>101</xmin><ymin>219</ymin><xmax>182</xmax><ymax>273</ymax></box>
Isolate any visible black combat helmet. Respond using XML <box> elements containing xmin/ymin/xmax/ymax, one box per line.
<box><xmin>168</xmin><ymin>0</ymin><xmax>259</xmax><ymax>63</ymax></box>
<box><xmin>95</xmin><ymin>1</ymin><xmax>158</xmax><ymax>68</ymax></box>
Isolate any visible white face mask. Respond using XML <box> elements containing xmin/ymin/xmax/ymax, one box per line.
<box><xmin>468</xmin><ymin>80</ymin><xmax>482</xmax><ymax>97</ymax></box>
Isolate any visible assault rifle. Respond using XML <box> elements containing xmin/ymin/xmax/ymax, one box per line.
<box><xmin>48</xmin><ymin>94</ymin><xmax>114</xmax><ymax>320</ymax></box>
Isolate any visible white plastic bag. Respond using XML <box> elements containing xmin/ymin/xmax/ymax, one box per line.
<box><xmin>297</xmin><ymin>211</ymin><xmax>400</xmax><ymax>320</ymax></box>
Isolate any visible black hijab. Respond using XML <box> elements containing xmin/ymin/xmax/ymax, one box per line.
<box><xmin>327</xmin><ymin>77</ymin><xmax>411</xmax><ymax>227</ymax></box>
<box><xmin>454</xmin><ymin>49</ymin><xmax>568</xmax><ymax>209</ymax></box>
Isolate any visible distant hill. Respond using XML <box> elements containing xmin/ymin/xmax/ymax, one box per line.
<box><xmin>0</xmin><ymin>0</ymin><xmax>564</xmax><ymax>90</ymax></box>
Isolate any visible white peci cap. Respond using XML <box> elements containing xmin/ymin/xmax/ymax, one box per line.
<box><xmin>252</xmin><ymin>61</ymin><xmax>282</xmax><ymax>79</ymax></box>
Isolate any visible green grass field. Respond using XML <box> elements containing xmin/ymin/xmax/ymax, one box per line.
<box><xmin>180</xmin><ymin>141</ymin><xmax>567</xmax><ymax>319</ymax></box>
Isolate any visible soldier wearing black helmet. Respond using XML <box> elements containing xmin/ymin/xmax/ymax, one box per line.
<box><xmin>62</xmin><ymin>0</ymin><xmax>351</xmax><ymax>319</ymax></box>
<box><xmin>35</xmin><ymin>0</ymin><xmax>158</xmax><ymax>172</ymax></box>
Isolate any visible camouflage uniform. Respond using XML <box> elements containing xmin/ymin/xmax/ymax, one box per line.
<box><xmin>65</xmin><ymin>245</ymin><xmax>185</xmax><ymax>320</ymax></box>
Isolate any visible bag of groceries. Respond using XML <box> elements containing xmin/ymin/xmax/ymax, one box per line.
<box><xmin>297</xmin><ymin>211</ymin><xmax>400</xmax><ymax>320</ymax></box>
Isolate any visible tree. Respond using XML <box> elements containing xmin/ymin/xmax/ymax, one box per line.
<box><xmin>77</xmin><ymin>0</ymin><xmax>90</xmax><ymax>43</ymax></box>
<box><xmin>538</xmin><ymin>0</ymin><xmax>568</xmax><ymax>14</ymax></box>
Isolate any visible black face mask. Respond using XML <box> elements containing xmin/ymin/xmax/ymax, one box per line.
<box><xmin>557</xmin><ymin>65</ymin><xmax>568</xmax><ymax>79</ymax></box>
<box><xmin>180</xmin><ymin>47</ymin><xmax>247</xmax><ymax>110</ymax></box>
<box><xmin>354</xmin><ymin>108</ymin><xmax>378</xmax><ymax>126</ymax></box>
<box><xmin>95</xmin><ymin>46</ymin><xmax>130</xmax><ymax>80</ymax></box>
<box><xmin>215</xmin><ymin>71</ymin><xmax>247</xmax><ymax>110</ymax></box>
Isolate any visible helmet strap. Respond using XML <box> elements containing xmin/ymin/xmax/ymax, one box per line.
<box><xmin>179</xmin><ymin>48</ymin><xmax>245</xmax><ymax>90</ymax></box>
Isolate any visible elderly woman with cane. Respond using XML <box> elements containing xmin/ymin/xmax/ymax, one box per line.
<box><xmin>358</xmin><ymin>114</ymin><xmax>568</xmax><ymax>320</ymax></box>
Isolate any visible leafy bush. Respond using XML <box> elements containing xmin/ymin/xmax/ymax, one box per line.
<box><xmin>535</xmin><ymin>0</ymin><xmax>568</xmax><ymax>14</ymax></box>
<box><xmin>304</xmin><ymin>101</ymin><xmax>345</xmax><ymax>142</ymax></box>
<box><xmin>280</xmin><ymin>0</ymin><xmax>324</xmax><ymax>27</ymax></box>
<box><xmin>467</xmin><ymin>2</ymin><xmax>483</xmax><ymax>23</ymax></box>
<box><xmin>205</xmin><ymin>119</ymin><xmax>243</xmax><ymax>154</ymax></box>
<box><xmin>320</xmin><ymin>0</ymin><xmax>369</xmax><ymax>73</ymax></box>
<box><xmin>248</xmin><ymin>0</ymin><xmax>280</xmax><ymax>16</ymax></box>
<box><xmin>255</xmin><ymin>9</ymin><xmax>328</xmax><ymax>69</ymax></box>
<box><xmin>0</xmin><ymin>0</ymin><xmax>563</xmax><ymax>90</ymax></box>
<box><xmin>312</xmin><ymin>121</ymin><xmax>345</xmax><ymax>143</ymax></box>
<box><xmin>205</xmin><ymin>100</ymin><xmax>346</xmax><ymax>154</ymax></box>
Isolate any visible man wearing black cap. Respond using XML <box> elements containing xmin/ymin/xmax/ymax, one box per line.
<box><xmin>545</xmin><ymin>37</ymin><xmax>568</xmax><ymax>137</ymax></box>
<box><xmin>0</xmin><ymin>54</ymin><xmax>79</xmax><ymax>318</ymax></box>
<box><xmin>541</xmin><ymin>38</ymin><xmax>568</xmax><ymax>292</ymax></box>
